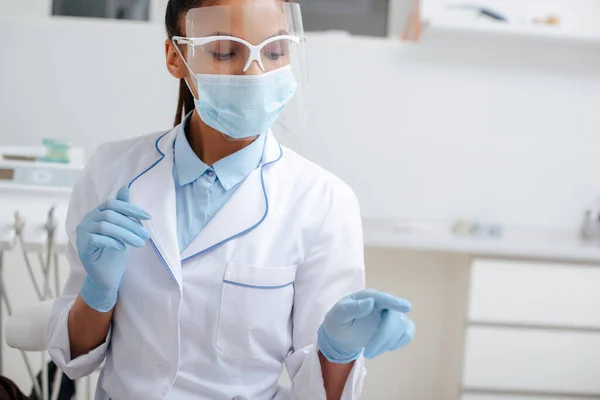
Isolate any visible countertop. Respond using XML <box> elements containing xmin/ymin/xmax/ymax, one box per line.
<box><xmin>362</xmin><ymin>218</ymin><xmax>600</xmax><ymax>263</ymax></box>
<box><xmin>4</xmin><ymin>208</ymin><xmax>600</xmax><ymax>264</ymax></box>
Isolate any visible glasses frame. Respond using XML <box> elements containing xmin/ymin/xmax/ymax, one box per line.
<box><xmin>172</xmin><ymin>34</ymin><xmax>306</xmax><ymax>73</ymax></box>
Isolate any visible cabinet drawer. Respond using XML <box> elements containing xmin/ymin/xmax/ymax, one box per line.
<box><xmin>468</xmin><ymin>259</ymin><xmax>600</xmax><ymax>328</ymax></box>
<box><xmin>462</xmin><ymin>327</ymin><xmax>600</xmax><ymax>394</ymax></box>
<box><xmin>462</xmin><ymin>395</ymin><xmax>583</xmax><ymax>400</ymax></box>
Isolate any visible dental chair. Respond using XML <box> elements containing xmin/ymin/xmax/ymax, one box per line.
<box><xmin>1</xmin><ymin>206</ymin><xmax>92</xmax><ymax>400</ymax></box>
<box><xmin>6</xmin><ymin>301</ymin><xmax>95</xmax><ymax>400</ymax></box>
<box><xmin>6</xmin><ymin>300</ymin><xmax>54</xmax><ymax>354</ymax></box>
<box><xmin>6</xmin><ymin>300</ymin><xmax>61</xmax><ymax>400</ymax></box>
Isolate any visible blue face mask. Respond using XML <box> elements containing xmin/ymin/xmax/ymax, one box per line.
<box><xmin>194</xmin><ymin>65</ymin><xmax>298</xmax><ymax>139</ymax></box>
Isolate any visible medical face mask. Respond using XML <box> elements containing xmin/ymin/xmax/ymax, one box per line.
<box><xmin>193</xmin><ymin>65</ymin><xmax>298</xmax><ymax>140</ymax></box>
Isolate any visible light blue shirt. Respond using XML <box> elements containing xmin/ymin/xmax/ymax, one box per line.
<box><xmin>172</xmin><ymin>118</ymin><xmax>266</xmax><ymax>253</ymax></box>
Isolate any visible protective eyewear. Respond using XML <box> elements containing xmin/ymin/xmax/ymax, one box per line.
<box><xmin>172</xmin><ymin>34</ymin><xmax>306</xmax><ymax>73</ymax></box>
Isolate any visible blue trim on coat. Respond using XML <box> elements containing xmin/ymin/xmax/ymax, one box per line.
<box><xmin>223</xmin><ymin>280</ymin><xmax>294</xmax><ymax>290</ymax></box>
<box><xmin>127</xmin><ymin>130</ymin><xmax>284</xmax><ymax>284</ymax></box>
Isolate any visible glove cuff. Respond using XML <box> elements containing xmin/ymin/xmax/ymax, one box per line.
<box><xmin>317</xmin><ymin>325</ymin><xmax>362</xmax><ymax>364</ymax></box>
<box><xmin>81</xmin><ymin>277</ymin><xmax>118</xmax><ymax>313</ymax></box>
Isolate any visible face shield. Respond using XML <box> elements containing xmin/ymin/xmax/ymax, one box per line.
<box><xmin>172</xmin><ymin>2</ymin><xmax>308</xmax><ymax>142</ymax></box>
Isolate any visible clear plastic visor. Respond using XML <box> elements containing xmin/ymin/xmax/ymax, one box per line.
<box><xmin>173</xmin><ymin>2</ymin><xmax>306</xmax><ymax>76</ymax></box>
<box><xmin>172</xmin><ymin>2</ymin><xmax>309</xmax><ymax>143</ymax></box>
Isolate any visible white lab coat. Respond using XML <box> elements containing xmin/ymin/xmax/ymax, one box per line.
<box><xmin>46</xmin><ymin>126</ymin><xmax>366</xmax><ymax>400</ymax></box>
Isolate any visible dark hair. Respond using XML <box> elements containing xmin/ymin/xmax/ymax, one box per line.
<box><xmin>165</xmin><ymin>0</ymin><xmax>217</xmax><ymax>126</ymax></box>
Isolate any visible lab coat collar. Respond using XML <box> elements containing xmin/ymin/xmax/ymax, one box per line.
<box><xmin>180</xmin><ymin>131</ymin><xmax>282</xmax><ymax>262</ymax></box>
<box><xmin>128</xmin><ymin>120</ymin><xmax>283</xmax><ymax>285</ymax></box>
<box><xmin>128</xmin><ymin>130</ymin><xmax>182</xmax><ymax>286</ymax></box>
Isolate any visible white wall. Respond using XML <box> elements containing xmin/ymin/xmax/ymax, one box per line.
<box><xmin>388</xmin><ymin>0</ymin><xmax>418</xmax><ymax>37</ymax></box>
<box><xmin>149</xmin><ymin>0</ymin><xmax>168</xmax><ymax>22</ymax></box>
<box><xmin>2</xmin><ymin>18</ymin><xmax>600</xmax><ymax>231</ymax></box>
<box><xmin>0</xmin><ymin>17</ymin><xmax>177</xmax><ymax>157</ymax></box>
<box><xmin>0</xmin><ymin>0</ymin><xmax>51</xmax><ymax>17</ymax></box>
<box><xmin>301</xmin><ymin>32</ymin><xmax>600</xmax><ymax>231</ymax></box>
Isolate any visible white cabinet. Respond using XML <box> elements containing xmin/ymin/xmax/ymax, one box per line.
<box><xmin>468</xmin><ymin>259</ymin><xmax>600</xmax><ymax>328</ymax></box>
<box><xmin>461</xmin><ymin>259</ymin><xmax>600</xmax><ymax>398</ymax></box>
<box><xmin>462</xmin><ymin>395</ymin><xmax>583</xmax><ymax>400</ymax></box>
<box><xmin>463</xmin><ymin>327</ymin><xmax>600</xmax><ymax>394</ymax></box>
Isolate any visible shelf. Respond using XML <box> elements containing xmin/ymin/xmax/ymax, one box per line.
<box><xmin>362</xmin><ymin>218</ymin><xmax>600</xmax><ymax>263</ymax></box>
<box><xmin>425</xmin><ymin>20</ymin><xmax>600</xmax><ymax>45</ymax></box>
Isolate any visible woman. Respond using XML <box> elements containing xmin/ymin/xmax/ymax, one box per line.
<box><xmin>46</xmin><ymin>1</ymin><xmax>415</xmax><ymax>399</ymax></box>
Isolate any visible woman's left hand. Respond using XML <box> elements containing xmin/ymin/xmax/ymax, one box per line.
<box><xmin>318</xmin><ymin>289</ymin><xmax>415</xmax><ymax>363</ymax></box>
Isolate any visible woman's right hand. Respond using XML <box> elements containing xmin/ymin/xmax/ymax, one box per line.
<box><xmin>76</xmin><ymin>186</ymin><xmax>151</xmax><ymax>312</ymax></box>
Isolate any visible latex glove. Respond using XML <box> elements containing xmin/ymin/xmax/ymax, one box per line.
<box><xmin>318</xmin><ymin>289</ymin><xmax>415</xmax><ymax>363</ymax></box>
<box><xmin>76</xmin><ymin>186</ymin><xmax>151</xmax><ymax>312</ymax></box>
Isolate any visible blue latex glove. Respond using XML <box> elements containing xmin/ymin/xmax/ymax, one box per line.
<box><xmin>76</xmin><ymin>187</ymin><xmax>151</xmax><ymax>312</ymax></box>
<box><xmin>318</xmin><ymin>289</ymin><xmax>415</xmax><ymax>363</ymax></box>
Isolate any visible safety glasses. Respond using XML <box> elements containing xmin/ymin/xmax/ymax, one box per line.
<box><xmin>172</xmin><ymin>34</ymin><xmax>306</xmax><ymax>74</ymax></box>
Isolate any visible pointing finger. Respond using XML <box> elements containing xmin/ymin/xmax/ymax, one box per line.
<box><xmin>354</xmin><ymin>289</ymin><xmax>412</xmax><ymax>313</ymax></box>
<box><xmin>97</xmin><ymin>199</ymin><xmax>150</xmax><ymax>221</ymax></box>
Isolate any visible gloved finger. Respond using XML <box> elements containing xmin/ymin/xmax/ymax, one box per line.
<box><xmin>88</xmin><ymin>233</ymin><xmax>126</xmax><ymax>251</ymax></box>
<box><xmin>336</xmin><ymin>297</ymin><xmax>375</xmax><ymax>323</ymax></box>
<box><xmin>377</xmin><ymin>315</ymin><xmax>412</xmax><ymax>354</ymax></box>
<box><xmin>390</xmin><ymin>318</ymin><xmax>415</xmax><ymax>351</ymax></box>
<box><xmin>95</xmin><ymin>210</ymin><xmax>150</xmax><ymax>240</ymax></box>
<box><xmin>364</xmin><ymin>309</ymin><xmax>396</xmax><ymax>359</ymax></box>
<box><xmin>88</xmin><ymin>221</ymin><xmax>147</xmax><ymax>248</ymax></box>
<box><xmin>377</xmin><ymin>329</ymin><xmax>404</xmax><ymax>357</ymax></box>
<box><xmin>116</xmin><ymin>186</ymin><xmax>130</xmax><ymax>203</ymax></box>
<box><xmin>97</xmin><ymin>199</ymin><xmax>151</xmax><ymax>221</ymax></box>
<box><xmin>354</xmin><ymin>289</ymin><xmax>412</xmax><ymax>313</ymax></box>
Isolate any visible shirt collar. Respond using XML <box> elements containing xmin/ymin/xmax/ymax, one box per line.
<box><xmin>173</xmin><ymin>113</ymin><xmax>267</xmax><ymax>190</ymax></box>
<box><xmin>174</xmin><ymin>115</ymin><xmax>210</xmax><ymax>186</ymax></box>
<box><xmin>213</xmin><ymin>133</ymin><xmax>266</xmax><ymax>190</ymax></box>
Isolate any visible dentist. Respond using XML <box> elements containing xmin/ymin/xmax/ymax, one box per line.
<box><xmin>46</xmin><ymin>1</ymin><xmax>415</xmax><ymax>399</ymax></box>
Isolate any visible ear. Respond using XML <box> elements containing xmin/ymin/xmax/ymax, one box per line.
<box><xmin>165</xmin><ymin>39</ymin><xmax>187</xmax><ymax>79</ymax></box>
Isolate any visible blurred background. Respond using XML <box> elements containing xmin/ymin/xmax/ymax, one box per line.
<box><xmin>1</xmin><ymin>0</ymin><xmax>600</xmax><ymax>399</ymax></box>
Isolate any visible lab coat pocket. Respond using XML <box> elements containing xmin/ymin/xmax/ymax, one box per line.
<box><xmin>217</xmin><ymin>262</ymin><xmax>298</xmax><ymax>361</ymax></box>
